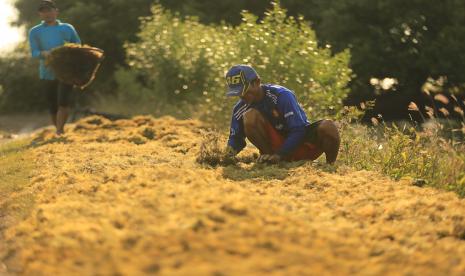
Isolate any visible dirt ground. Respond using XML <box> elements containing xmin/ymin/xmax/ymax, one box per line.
<box><xmin>1</xmin><ymin>115</ymin><xmax>465</xmax><ymax>275</ymax></box>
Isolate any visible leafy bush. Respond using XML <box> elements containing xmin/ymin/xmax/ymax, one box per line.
<box><xmin>122</xmin><ymin>1</ymin><xmax>352</xmax><ymax>122</ymax></box>
<box><xmin>0</xmin><ymin>50</ymin><xmax>47</xmax><ymax>113</ymax></box>
<box><xmin>93</xmin><ymin>67</ymin><xmax>194</xmax><ymax>119</ymax></box>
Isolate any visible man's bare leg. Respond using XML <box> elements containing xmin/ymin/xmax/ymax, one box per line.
<box><xmin>50</xmin><ymin>113</ymin><xmax>57</xmax><ymax>129</ymax></box>
<box><xmin>243</xmin><ymin>109</ymin><xmax>273</xmax><ymax>154</ymax></box>
<box><xmin>243</xmin><ymin>111</ymin><xmax>340</xmax><ymax>163</ymax></box>
<box><xmin>315</xmin><ymin>120</ymin><xmax>340</xmax><ymax>164</ymax></box>
<box><xmin>56</xmin><ymin>106</ymin><xmax>69</xmax><ymax>135</ymax></box>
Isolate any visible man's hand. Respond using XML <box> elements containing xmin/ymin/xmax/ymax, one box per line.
<box><xmin>257</xmin><ymin>154</ymin><xmax>281</xmax><ymax>164</ymax></box>
<box><xmin>224</xmin><ymin>146</ymin><xmax>237</xmax><ymax>158</ymax></box>
<box><xmin>223</xmin><ymin>146</ymin><xmax>238</xmax><ymax>165</ymax></box>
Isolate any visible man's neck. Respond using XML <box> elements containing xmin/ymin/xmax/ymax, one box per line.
<box><xmin>256</xmin><ymin>85</ymin><xmax>265</xmax><ymax>101</ymax></box>
<box><xmin>44</xmin><ymin>20</ymin><xmax>58</xmax><ymax>26</ymax></box>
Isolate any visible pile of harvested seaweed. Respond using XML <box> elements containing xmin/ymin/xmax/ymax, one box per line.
<box><xmin>46</xmin><ymin>43</ymin><xmax>104</xmax><ymax>89</ymax></box>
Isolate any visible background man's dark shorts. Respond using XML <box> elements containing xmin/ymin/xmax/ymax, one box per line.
<box><xmin>41</xmin><ymin>80</ymin><xmax>74</xmax><ymax>114</ymax></box>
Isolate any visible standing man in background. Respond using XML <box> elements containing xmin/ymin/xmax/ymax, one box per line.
<box><xmin>28</xmin><ymin>0</ymin><xmax>81</xmax><ymax>135</ymax></box>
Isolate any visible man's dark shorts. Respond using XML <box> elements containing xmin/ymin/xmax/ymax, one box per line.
<box><xmin>41</xmin><ymin>80</ymin><xmax>74</xmax><ymax>114</ymax></box>
<box><xmin>305</xmin><ymin>119</ymin><xmax>323</xmax><ymax>144</ymax></box>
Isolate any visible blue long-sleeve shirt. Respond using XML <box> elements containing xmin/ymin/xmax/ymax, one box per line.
<box><xmin>227</xmin><ymin>84</ymin><xmax>311</xmax><ymax>157</ymax></box>
<box><xmin>28</xmin><ymin>20</ymin><xmax>81</xmax><ymax>80</ymax></box>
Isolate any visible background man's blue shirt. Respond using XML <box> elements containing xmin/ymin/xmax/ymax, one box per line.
<box><xmin>28</xmin><ymin>20</ymin><xmax>81</xmax><ymax>80</ymax></box>
<box><xmin>228</xmin><ymin>84</ymin><xmax>311</xmax><ymax>156</ymax></box>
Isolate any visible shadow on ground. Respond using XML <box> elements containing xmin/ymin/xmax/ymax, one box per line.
<box><xmin>222</xmin><ymin>161</ymin><xmax>307</xmax><ymax>181</ymax></box>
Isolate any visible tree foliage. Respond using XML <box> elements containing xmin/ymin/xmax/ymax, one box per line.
<box><xmin>0</xmin><ymin>49</ymin><xmax>48</xmax><ymax>113</ymax></box>
<box><xmin>13</xmin><ymin>0</ymin><xmax>154</xmax><ymax>74</ymax></box>
<box><xmin>311</xmin><ymin>0</ymin><xmax>465</xmax><ymax>95</ymax></box>
<box><xmin>123</xmin><ymin>2</ymin><xmax>351</xmax><ymax>122</ymax></box>
<box><xmin>155</xmin><ymin>0</ymin><xmax>465</xmax><ymax>94</ymax></box>
<box><xmin>1</xmin><ymin>0</ymin><xmax>156</xmax><ymax>113</ymax></box>
<box><xmin>5</xmin><ymin>0</ymin><xmax>465</xmax><ymax>119</ymax></box>
<box><xmin>154</xmin><ymin>0</ymin><xmax>465</xmax><ymax>119</ymax></box>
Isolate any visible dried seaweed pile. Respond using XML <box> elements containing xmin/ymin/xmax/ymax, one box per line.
<box><xmin>46</xmin><ymin>44</ymin><xmax>104</xmax><ymax>89</ymax></box>
<box><xmin>1</xmin><ymin>116</ymin><xmax>465</xmax><ymax>275</ymax></box>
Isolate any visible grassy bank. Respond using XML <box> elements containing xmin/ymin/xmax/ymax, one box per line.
<box><xmin>338</xmin><ymin>118</ymin><xmax>465</xmax><ymax>197</ymax></box>
<box><xmin>0</xmin><ymin>139</ymin><xmax>36</xmax><ymax>228</ymax></box>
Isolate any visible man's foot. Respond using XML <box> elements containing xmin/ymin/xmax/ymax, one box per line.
<box><xmin>257</xmin><ymin>154</ymin><xmax>281</xmax><ymax>164</ymax></box>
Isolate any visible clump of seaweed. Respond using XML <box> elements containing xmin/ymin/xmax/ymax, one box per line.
<box><xmin>46</xmin><ymin>43</ymin><xmax>104</xmax><ymax>89</ymax></box>
<box><xmin>196</xmin><ymin>131</ymin><xmax>236</xmax><ymax>166</ymax></box>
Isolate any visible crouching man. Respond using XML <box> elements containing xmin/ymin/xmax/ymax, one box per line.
<box><xmin>224</xmin><ymin>65</ymin><xmax>340</xmax><ymax>164</ymax></box>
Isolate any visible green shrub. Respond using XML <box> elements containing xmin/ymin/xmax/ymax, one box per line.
<box><xmin>0</xmin><ymin>50</ymin><xmax>46</xmax><ymax>113</ymax></box>
<box><xmin>93</xmin><ymin>67</ymin><xmax>194</xmax><ymax>118</ymax></box>
<box><xmin>122</xmin><ymin>1</ymin><xmax>351</xmax><ymax>122</ymax></box>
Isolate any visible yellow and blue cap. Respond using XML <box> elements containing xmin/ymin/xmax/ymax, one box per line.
<box><xmin>225</xmin><ymin>65</ymin><xmax>259</xmax><ymax>97</ymax></box>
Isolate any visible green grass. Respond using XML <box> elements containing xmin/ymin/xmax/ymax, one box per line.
<box><xmin>338</xmin><ymin>120</ymin><xmax>465</xmax><ymax>197</ymax></box>
<box><xmin>0</xmin><ymin>139</ymin><xmax>36</xmax><ymax>223</ymax></box>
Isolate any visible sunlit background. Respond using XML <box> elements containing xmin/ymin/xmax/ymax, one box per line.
<box><xmin>0</xmin><ymin>0</ymin><xmax>24</xmax><ymax>53</ymax></box>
